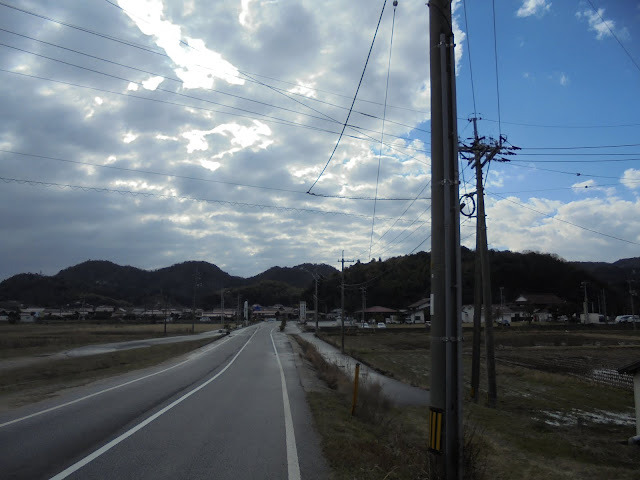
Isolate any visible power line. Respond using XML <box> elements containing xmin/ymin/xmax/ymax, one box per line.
<box><xmin>490</xmin><ymin>0</ymin><xmax>502</xmax><ymax>136</ymax></box>
<box><xmin>586</xmin><ymin>0</ymin><xmax>640</xmax><ymax>75</ymax></box>
<box><xmin>0</xmin><ymin>68</ymin><xmax>431</xmax><ymax>157</ymax></box>
<box><xmin>99</xmin><ymin>0</ymin><xmax>431</xmax><ymax>118</ymax></box>
<box><xmin>519</xmin><ymin>143</ymin><xmax>640</xmax><ymax>150</ymax></box>
<box><xmin>0</xmin><ymin>0</ymin><xmax>428</xmax><ymax>132</ymax></box>
<box><xmin>509</xmin><ymin>158</ymin><xmax>640</xmax><ymax>163</ymax></box>
<box><xmin>516</xmin><ymin>152</ymin><xmax>640</xmax><ymax>156</ymax></box>
<box><xmin>487</xmin><ymin>191</ymin><xmax>640</xmax><ymax>246</ymax></box>
<box><xmin>462</xmin><ymin>0</ymin><xmax>477</xmax><ymax>117</ymax></box>
<box><xmin>505</xmin><ymin>162</ymin><xmax>624</xmax><ymax>180</ymax></box>
<box><xmin>491</xmin><ymin>180</ymin><xmax>640</xmax><ymax>195</ymax></box>
<box><xmin>0</xmin><ymin>1</ymin><xmax>165</xmax><ymax>56</ymax></box>
<box><xmin>0</xmin><ymin>149</ymin><xmax>426</xmax><ymax>201</ymax></box>
<box><xmin>0</xmin><ymin>42</ymin><xmax>421</xmax><ymax>147</ymax></box>
<box><xmin>356</xmin><ymin>179</ymin><xmax>432</xmax><ymax>259</ymax></box>
<box><xmin>0</xmin><ymin>175</ymin><xmax>429</xmax><ymax>222</ymax></box>
<box><xmin>481</xmin><ymin>117</ymin><xmax>640</xmax><ymax>129</ymax></box>
<box><xmin>306</xmin><ymin>0</ymin><xmax>388</xmax><ymax>193</ymax></box>
<box><xmin>370</xmin><ymin>2</ymin><xmax>397</xmax><ymax>261</ymax></box>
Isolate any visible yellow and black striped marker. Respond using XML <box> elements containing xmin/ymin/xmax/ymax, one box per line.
<box><xmin>429</xmin><ymin>408</ymin><xmax>443</xmax><ymax>453</ymax></box>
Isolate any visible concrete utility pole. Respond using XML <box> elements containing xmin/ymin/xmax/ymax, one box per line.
<box><xmin>339</xmin><ymin>250</ymin><xmax>354</xmax><ymax>353</ymax></box>
<box><xmin>361</xmin><ymin>287</ymin><xmax>367</xmax><ymax>326</ymax></box>
<box><xmin>460</xmin><ymin>117</ymin><xmax>517</xmax><ymax>409</ymax></box>
<box><xmin>300</xmin><ymin>267</ymin><xmax>320</xmax><ymax>333</ymax></box>
<box><xmin>581</xmin><ymin>281</ymin><xmax>589</xmax><ymax>324</ymax></box>
<box><xmin>314</xmin><ymin>274</ymin><xmax>319</xmax><ymax>333</ymax></box>
<box><xmin>470</xmin><ymin>234</ymin><xmax>482</xmax><ymax>402</ymax></box>
<box><xmin>428</xmin><ymin>1</ymin><xmax>463</xmax><ymax>478</ymax></box>
<box><xmin>220</xmin><ymin>288</ymin><xmax>224</xmax><ymax>326</ymax></box>
<box><xmin>192</xmin><ymin>266</ymin><xmax>199</xmax><ymax>334</ymax></box>
<box><xmin>629</xmin><ymin>280</ymin><xmax>636</xmax><ymax>330</ymax></box>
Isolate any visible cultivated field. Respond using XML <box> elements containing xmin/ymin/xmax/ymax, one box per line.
<box><xmin>0</xmin><ymin>322</ymin><xmax>226</xmax><ymax>411</ymax></box>
<box><xmin>315</xmin><ymin>325</ymin><xmax>640</xmax><ymax>479</ymax></box>
<box><xmin>0</xmin><ymin>322</ymin><xmax>225</xmax><ymax>359</ymax></box>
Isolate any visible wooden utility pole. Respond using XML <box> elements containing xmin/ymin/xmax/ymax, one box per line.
<box><xmin>460</xmin><ymin>117</ymin><xmax>517</xmax><ymax>408</ymax></box>
<box><xmin>428</xmin><ymin>1</ymin><xmax>463</xmax><ymax>478</ymax></box>
<box><xmin>339</xmin><ymin>250</ymin><xmax>354</xmax><ymax>353</ymax></box>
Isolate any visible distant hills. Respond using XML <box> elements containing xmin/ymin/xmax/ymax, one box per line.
<box><xmin>0</xmin><ymin>251</ymin><xmax>637</xmax><ymax>315</ymax></box>
<box><xmin>0</xmin><ymin>260</ymin><xmax>337</xmax><ymax>309</ymax></box>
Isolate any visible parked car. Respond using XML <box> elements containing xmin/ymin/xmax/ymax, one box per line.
<box><xmin>615</xmin><ymin>315</ymin><xmax>640</xmax><ymax>323</ymax></box>
<box><xmin>377</xmin><ymin>322</ymin><xmax>386</xmax><ymax>329</ymax></box>
<box><xmin>362</xmin><ymin>322</ymin><xmax>370</xmax><ymax>328</ymax></box>
<box><xmin>496</xmin><ymin>318</ymin><xmax>511</xmax><ymax>326</ymax></box>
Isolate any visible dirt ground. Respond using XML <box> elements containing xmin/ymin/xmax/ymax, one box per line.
<box><xmin>317</xmin><ymin>325</ymin><xmax>640</xmax><ymax>479</ymax></box>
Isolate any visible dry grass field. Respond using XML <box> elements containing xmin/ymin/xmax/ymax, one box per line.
<box><xmin>0</xmin><ymin>322</ymin><xmax>225</xmax><ymax>411</ymax></box>
<box><xmin>314</xmin><ymin>325</ymin><xmax>640</xmax><ymax>479</ymax></box>
<box><xmin>0</xmin><ymin>322</ymin><xmax>224</xmax><ymax>359</ymax></box>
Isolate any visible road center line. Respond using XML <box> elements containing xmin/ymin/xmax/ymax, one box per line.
<box><xmin>48</xmin><ymin>326</ymin><xmax>259</xmax><ymax>480</ymax></box>
<box><xmin>270</xmin><ymin>329</ymin><xmax>301</xmax><ymax>480</ymax></box>
<box><xmin>0</xmin><ymin>329</ymin><xmax>251</xmax><ymax>429</ymax></box>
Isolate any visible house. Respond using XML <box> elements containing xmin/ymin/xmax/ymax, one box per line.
<box><xmin>20</xmin><ymin>307</ymin><xmax>45</xmax><ymax>323</ymax></box>
<box><xmin>354</xmin><ymin>306</ymin><xmax>398</xmax><ymax>323</ymax></box>
<box><xmin>617</xmin><ymin>360</ymin><xmax>640</xmax><ymax>445</ymax></box>
<box><xmin>514</xmin><ymin>293</ymin><xmax>566</xmax><ymax>321</ymax></box>
<box><xmin>407</xmin><ymin>298</ymin><xmax>430</xmax><ymax>323</ymax></box>
<box><xmin>462</xmin><ymin>305</ymin><xmax>517</xmax><ymax>324</ymax></box>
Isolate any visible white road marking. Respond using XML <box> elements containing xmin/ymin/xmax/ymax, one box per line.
<box><xmin>48</xmin><ymin>327</ymin><xmax>258</xmax><ymax>480</ymax></box>
<box><xmin>270</xmin><ymin>329</ymin><xmax>301</xmax><ymax>480</ymax></box>
<box><xmin>0</xmin><ymin>329</ymin><xmax>253</xmax><ymax>429</ymax></box>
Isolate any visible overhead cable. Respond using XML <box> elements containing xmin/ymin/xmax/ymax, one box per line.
<box><xmin>306</xmin><ymin>0</ymin><xmax>388</xmax><ymax>193</ymax></box>
<box><xmin>0</xmin><ymin>176</ymin><xmax>430</xmax><ymax>222</ymax></box>
<box><xmin>487</xmin><ymin>191</ymin><xmax>640</xmax><ymax>246</ymax></box>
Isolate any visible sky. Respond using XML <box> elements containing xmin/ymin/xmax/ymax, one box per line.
<box><xmin>0</xmin><ymin>0</ymin><xmax>639</xmax><ymax>281</ymax></box>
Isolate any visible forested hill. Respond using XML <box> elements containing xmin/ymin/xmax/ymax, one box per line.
<box><xmin>0</xmin><ymin>252</ymin><xmax>636</xmax><ymax>313</ymax></box>
<box><xmin>0</xmin><ymin>260</ymin><xmax>337</xmax><ymax>308</ymax></box>
<box><xmin>305</xmin><ymin>249</ymin><xmax>637</xmax><ymax>315</ymax></box>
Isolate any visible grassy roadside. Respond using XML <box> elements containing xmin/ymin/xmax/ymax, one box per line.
<box><xmin>291</xmin><ymin>334</ymin><xmax>486</xmax><ymax>480</ymax></box>
<box><xmin>313</xmin><ymin>329</ymin><xmax>640</xmax><ymax>479</ymax></box>
<box><xmin>0</xmin><ymin>323</ymin><xmax>226</xmax><ymax>359</ymax></box>
<box><xmin>0</xmin><ymin>336</ymin><xmax>220</xmax><ymax>410</ymax></box>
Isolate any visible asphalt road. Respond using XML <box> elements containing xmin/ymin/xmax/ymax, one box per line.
<box><xmin>0</xmin><ymin>323</ymin><xmax>328</xmax><ymax>480</ymax></box>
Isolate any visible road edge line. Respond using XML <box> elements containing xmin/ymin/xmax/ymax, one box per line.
<box><xmin>0</xmin><ymin>332</ymin><xmax>239</xmax><ymax>429</ymax></box>
<box><xmin>270</xmin><ymin>328</ymin><xmax>301</xmax><ymax>480</ymax></box>
<box><xmin>48</xmin><ymin>327</ymin><xmax>258</xmax><ymax>480</ymax></box>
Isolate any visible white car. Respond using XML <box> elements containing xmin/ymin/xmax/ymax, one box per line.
<box><xmin>377</xmin><ymin>322</ymin><xmax>386</xmax><ymax>329</ymax></box>
<box><xmin>615</xmin><ymin>315</ymin><xmax>640</xmax><ymax>323</ymax></box>
<box><xmin>362</xmin><ymin>322</ymin><xmax>370</xmax><ymax>328</ymax></box>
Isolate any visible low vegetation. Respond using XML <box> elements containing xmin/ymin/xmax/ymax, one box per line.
<box><xmin>0</xmin><ymin>322</ymin><xmax>222</xmax><ymax>359</ymax></box>
<box><xmin>314</xmin><ymin>326</ymin><xmax>640</xmax><ymax>479</ymax></box>
<box><xmin>0</xmin><ymin>323</ymin><xmax>224</xmax><ymax>410</ymax></box>
<box><xmin>292</xmin><ymin>334</ymin><xmax>487</xmax><ymax>480</ymax></box>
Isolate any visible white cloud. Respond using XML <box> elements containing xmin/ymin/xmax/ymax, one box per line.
<box><xmin>517</xmin><ymin>0</ymin><xmax>551</xmax><ymax>18</ymax></box>
<box><xmin>488</xmin><ymin>196</ymin><xmax>640</xmax><ymax>262</ymax></box>
<box><xmin>621</xmin><ymin>169</ymin><xmax>640</xmax><ymax>191</ymax></box>
<box><xmin>118</xmin><ymin>0</ymin><xmax>244</xmax><ymax>89</ymax></box>
<box><xmin>571</xmin><ymin>179</ymin><xmax>615</xmax><ymax>196</ymax></box>
<box><xmin>560</xmin><ymin>72</ymin><xmax>569</xmax><ymax>86</ymax></box>
<box><xmin>576</xmin><ymin>8</ymin><xmax>616</xmax><ymax>40</ymax></box>
<box><xmin>123</xmin><ymin>132</ymin><xmax>138</xmax><ymax>144</ymax></box>
<box><xmin>141</xmin><ymin>76</ymin><xmax>164</xmax><ymax>90</ymax></box>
